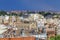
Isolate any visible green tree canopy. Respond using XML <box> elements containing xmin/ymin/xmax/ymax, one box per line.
<box><xmin>9</xmin><ymin>13</ymin><xmax>18</xmax><ymax>16</ymax></box>
<box><xmin>50</xmin><ymin>36</ymin><xmax>55</xmax><ymax>40</ymax></box>
<box><xmin>55</xmin><ymin>35</ymin><xmax>60</xmax><ymax>40</ymax></box>
<box><xmin>44</xmin><ymin>12</ymin><xmax>52</xmax><ymax>17</ymax></box>
<box><xmin>39</xmin><ymin>11</ymin><xmax>45</xmax><ymax>15</ymax></box>
<box><xmin>50</xmin><ymin>35</ymin><xmax>60</xmax><ymax>40</ymax></box>
<box><xmin>0</xmin><ymin>11</ymin><xmax>7</xmax><ymax>16</ymax></box>
<box><xmin>19</xmin><ymin>13</ymin><xmax>23</xmax><ymax>16</ymax></box>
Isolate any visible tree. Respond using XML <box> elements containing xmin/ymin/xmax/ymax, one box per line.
<box><xmin>9</xmin><ymin>13</ymin><xmax>18</xmax><ymax>16</ymax></box>
<box><xmin>55</xmin><ymin>35</ymin><xmax>60</xmax><ymax>40</ymax></box>
<box><xmin>39</xmin><ymin>11</ymin><xmax>45</xmax><ymax>15</ymax></box>
<box><xmin>50</xmin><ymin>35</ymin><xmax>60</xmax><ymax>40</ymax></box>
<box><xmin>0</xmin><ymin>11</ymin><xmax>7</xmax><ymax>16</ymax></box>
<box><xmin>50</xmin><ymin>37</ymin><xmax>55</xmax><ymax>40</ymax></box>
<box><xmin>44</xmin><ymin>12</ymin><xmax>52</xmax><ymax>17</ymax></box>
<box><xmin>19</xmin><ymin>12</ymin><xmax>23</xmax><ymax>16</ymax></box>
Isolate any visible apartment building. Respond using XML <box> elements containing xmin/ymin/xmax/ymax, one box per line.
<box><xmin>0</xmin><ymin>16</ymin><xmax>3</xmax><ymax>24</ymax></box>
<box><xmin>57</xmin><ymin>19</ymin><xmax>60</xmax><ymax>35</ymax></box>
<box><xmin>45</xmin><ymin>18</ymin><xmax>56</xmax><ymax>40</ymax></box>
<box><xmin>0</xmin><ymin>12</ymin><xmax>59</xmax><ymax>40</ymax></box>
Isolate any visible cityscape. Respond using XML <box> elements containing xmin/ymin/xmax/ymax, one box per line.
<box><xmin>0</xmin><ymin>11</ymin><xmax>60</xmax><ymax>40</ymax></box>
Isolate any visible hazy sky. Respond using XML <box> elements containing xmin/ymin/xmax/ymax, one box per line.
<box><xmin>0</xmin><ymin>0</ymin><xmax>60</xmax><ymax>11</ymax></box>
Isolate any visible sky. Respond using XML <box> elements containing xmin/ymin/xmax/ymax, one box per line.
<box><xmin>0</xmin><ymin>0</ymin><xmax>60</xmax><ymax>11</ymax></box>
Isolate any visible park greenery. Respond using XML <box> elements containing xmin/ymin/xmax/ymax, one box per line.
<box><xmin>50</xmin><ymin>35</ymin><xmax>60</xmax><ymax>40</ymax></box>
